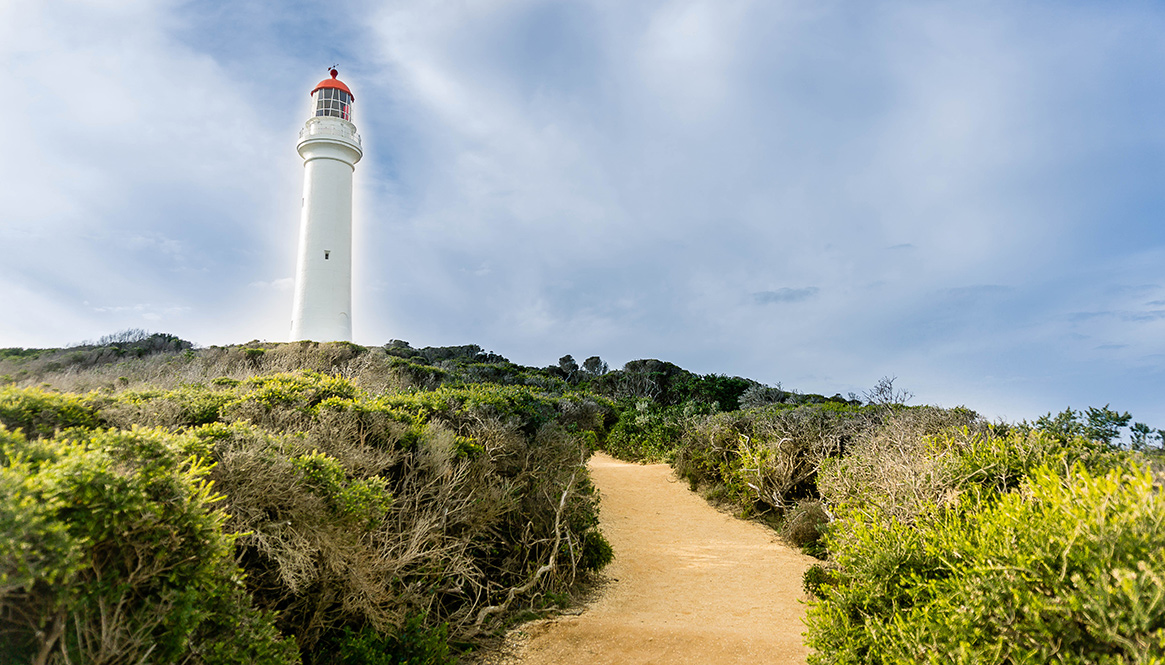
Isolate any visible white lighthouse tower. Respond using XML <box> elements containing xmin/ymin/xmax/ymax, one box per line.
<box><xmin>290</xmin><ymin>69</ymin><xmax>363</xmax><ymax>342</ymax></box>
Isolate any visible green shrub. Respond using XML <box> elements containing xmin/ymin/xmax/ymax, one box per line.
<box><xmin>802</xmin><ymin>564</ymin><xmax>838</xmax><ymax>600</ymax></box>
<box><xmin>806</xmin><ymin>463</ymin><xmax>1165</xmax><ymax>664</ymax></box>
<box><xmin>382</xmin><ymin>357</ymin><xmax>451</xmax><ymax>390</ymax></box>
<box><xmin>604</xmin><ymin>401</ymin><xmax>691</xmax><ymax>462</ymax></box>
<box><xmin>233</xmin><ymin>372</ymin><xmax>360</xmax><ymax>411</ymax></box>
<box><xmin>293</xmin><ymin>450</ymin><xmax>394</xmax><ymax>527</ymax></box>
<box><xmin>327</xmin><ymin>617</ymin><xmax>455</xmax><ymax>665</ymax></box>
<box><xmin>674</xmin><ymin>403</ymin><xmax>869</xmax><ymax>516</ymax></box>
<box><xmin>819</xmin><ymin>422</ymin><xmax>1127</xmax><ymax>528</ymax></box>
<box><xmin>0</xmin><ymin>351</ymin><xmax>619</xmax><ymax>660</ymax></box>
<box><xmin>201</xmin><ymin>415</ymin><xmax>604</xmax><ymax>653</ymax></box>
<box><xmin>578</xmin><ymin>529</ymin><xmax>615</xmax><ymax>572</ymax></box>
<box><xmin>443</xmin><ymin>383</ymin><xmax>561</xmax><ymax>432</ymax></box>
<box><xmin>0</xmin><ymin>425</ymin><xmax>296</xmax><ymax>664</ymax></box>
<box><xmin>106</xmin><ymin>384</ymin><xmax>235</xmax><ymax>428</ymax></box>
<box><xmin>555</xmin><ymin>393</ymin><xmax>616</xmax><ymax>441</ymax></box>
<box><xmin>782</xmin><ymin>499</ymin><xmax>829</xmax><ymax>554</ymax></box>
<box><xmin>0</xmin><ymin>386</ymin><xmax>100</xmax><ymax>437</ymax></box>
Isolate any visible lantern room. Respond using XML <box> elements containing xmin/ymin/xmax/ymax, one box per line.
<box><xmin>311</xmin><ymin>69</ymin><xmax>354</xmax><ymax>122</ymax></box>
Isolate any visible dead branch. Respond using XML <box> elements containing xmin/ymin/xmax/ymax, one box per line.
<box><xmin>471</xmin><ymin>472</ymin><xmax>576</xmax><ymax>631</ymax></box>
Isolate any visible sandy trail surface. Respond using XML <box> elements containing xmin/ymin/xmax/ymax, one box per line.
<box><xmin>487</xmin><ymin>452</ymin><xmax>815</xmax><ymax>665</ymax></box>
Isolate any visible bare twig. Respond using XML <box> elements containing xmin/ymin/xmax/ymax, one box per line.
<box><xmin>472</xmin><ymin>473</ymin><xmax>577</xmax><ymax>630</ymax></box>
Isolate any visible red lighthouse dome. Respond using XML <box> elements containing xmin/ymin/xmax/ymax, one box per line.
<box><xmin>310</xmin><ymin>69</ymin><xmax>354</xmax><ymax>121</ymax></box>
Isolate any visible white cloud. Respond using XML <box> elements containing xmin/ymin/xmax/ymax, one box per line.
<box><xmin>636</xmin><ymin>0</ymin><xmax>749</xmax><ymax>122</ymax></box>
<box><xmin>249</xmin><ymin>278</ymin><xmax>295</xmax><ymax>291</ymax></box>
<box><xmin>358</xmin><ymin>0</ymin><xmax>1165</xmax><ymax>424</ymax></box>
<box><xmin>0</xmin><ymin>0</ymin><xmax>300</xmax><ymax>347</ymax></box>
<box><xmin>4</xmin><ymin>0</ymin><xmax>1165</xmax><ymax>426</ymax></box>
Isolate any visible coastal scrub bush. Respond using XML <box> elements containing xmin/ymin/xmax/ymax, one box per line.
<box><xmin>674</xmin><ymin>403</ymin><xmax>869</xmax><ymax>516</ymax></box>
<box><xmin>197</xmin><ymin>402</ymin><xmax>607</xmax><ymax>656</ymax></box>
<box><xmin>817</xmin><ymin>415</ymin><xmax>1125</xmax><ymax>526</ymax></box>
<box><xmin>815</xmin><ymin>407</ymin><xmax>985</xmax><ymax>523</ymax></box>
<box><xmin>226</xmin><ymin>372</ymin><xmax>360</xmax><ymax>417</ymax></box>
<box><xmin>292</xmin><ymin>450</ymin><xmax>394</xmax><ymax>527</ymax></box>
<box><xmin>802</xmin><ymin>564</ymin><xmax>838</xmax><ymax>600</ymax></box>
<box><xmin>0</xmin><ymin>386</ymin><xmax>100</xmax><ymax>438</ymax></box>
<box><xmin>555</xmin><ymin>393</ymin><xmax>616</xmax><ymax>443</ymax></box>
<box><xmin>577</xmin><ymin>529</ymin><xmax>615</xmax><ymax>572</ymax></box>
<box><xmin>782</xmin><ymin>499</ymin><xmax>830</xmax><ymax>554</ymax></box>
<box><xmin>103</xmin><ymin>384</ymin><xmax>235</xmax><ymax>429</ymax></box>
<box><xmin>0</xmin><ymin>343</ymin><xmax>634</xmax><ymax>660</ymax></box>
<box><xmin>0</xmin><ymin>425</ymin><xmax>296</xmax><ymax>664</ymax></box>
<box><xmin>326</xmin><ymin>616</ymin><xmax>454</xmax><ymax>665</ymax></box>
<box><xmin>739</xmin><ymin>384</ymin><xmax>792</xmax><ymax>409</ymax></box>
<box><xmin>603</xmin><ymin>401</ymin><xmax>694</xmax><ymax>462</ymax></box>
<box><xmin>806</xmin><ymin>463</ymin><xmax>1165</xmax><ymax>664</ymax></box>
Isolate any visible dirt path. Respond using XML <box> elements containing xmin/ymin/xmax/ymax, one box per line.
<box><xmin>489</xmin><ymin>452</ymin><xmax>815</xmax><ymax>665</ymax></box>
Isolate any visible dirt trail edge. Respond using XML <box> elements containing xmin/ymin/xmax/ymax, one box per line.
<box><xmin>487</xmin><ymin>452</ymin><xmax>815</xmax><ymax>665</ymax></box>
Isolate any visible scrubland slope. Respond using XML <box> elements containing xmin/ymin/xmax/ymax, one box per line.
<box><xmin>601</xmin><ymin>386</ymin><xmax>1165</xmax><ymax>664</ymax></box>
<box><xmin>3</xmin><ymin>334</ymin><xmax>1164</xmax><ymax>664</ymax></box>
<box><xmin>1</xmin><ymin>338</ymin><xmax>615</xmax><ymax>664</ymax></box>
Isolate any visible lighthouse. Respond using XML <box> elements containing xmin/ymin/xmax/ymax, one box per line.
<box><xmin>290</xmin><ymin>69</ymin><xmax>363</xmax><ymax>342</ymax></box>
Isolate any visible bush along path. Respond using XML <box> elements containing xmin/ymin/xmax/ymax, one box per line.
<box><xmin>488</xmin><ymin>452</ymin><xmax>816</xmax><ymax>665</ymax></box>
<box><xmin>0</xmin><ymin>371</ymin><xmax>616</xmax><ymax>664</ymax></box>
<box><xmin>5</xmin><ymin>339</ymin><xmax>1164</xmax><ymax>663</ymax></box>
<box><xmin>500</xmin><ymin>399</ymin><xmax>1165</xmax><ymax>664</ymax></box>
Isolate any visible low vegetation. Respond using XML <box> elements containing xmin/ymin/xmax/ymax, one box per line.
<box><xmin>1</xmin><ymin>337</ymin><xmax>614</xmax><ymax>664</ymax></box>
<box><xmin>802</xmin><ymin>410</ymin><xmax>1165</xmax><ymax>664</ymax></box>
<box><xmin>593</xmin><ymin>369</ymin><xmax>1165</xmax><ymax>664</ymax></box>
<box><xmin>2</xmin><ymin>332</ymin><xmax>1163</xmax><ymax>663</ymax></box>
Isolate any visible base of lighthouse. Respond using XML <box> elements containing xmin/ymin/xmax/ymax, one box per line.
<box><xmin>290</xmin><ymin>115</ymin><xmax>362</xmax><ymax>342</ymax></box>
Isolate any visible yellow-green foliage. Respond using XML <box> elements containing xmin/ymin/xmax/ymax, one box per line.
<box><xmin>808</xmin><ymin>420</ymin><xmax>1161</xmax><ymax>664</ymax></box>
<box><xmin>0</xmin><ymin>386</ymin><xmax>100</xmax><ymax>437</ymax></box>
<box><xmin>372</xmin><ymin>383</ymin><xmax>561</xmax><ymax>429</ymax></box>
<box><xmin>807</xmin><ymin>463</ymin><xmax>1165</xmax><ymax>664</ymax></box>
<box><xmin>97</xmin><ymin>371</ymin><xmax>572</xmax><ymax>450</ymax></box>
<box><xmin>233</xmin><ymin>372</ymin><xmax>359</xmax><ymax>410</ymax></box>
<box><xmin>603</xmin><ymin>400</ymin><xmax>693</xmax><ymax>462</ymax></box>
<box><xmin>671</xmin><ymin>402</ymin><xmax>874</xmax><ymax>516</ymax></box>
<box><xmin>196</xmin><ymin>403</ymin><xmax>608</xmax><ymax>655</ymax></box>
<box><xmin>818</xmin><ymin>423</ymin><xmax>1126</xmax><ymax>526</ymax></box>
<box><xmin>0</xmin><ymin>425</ymin><xmax>297</xmax><ymax>664</ymax></box>
<box><xmin>292</xmin><ymin>450</ymin><xmax>393</xmax><ymax>527</ymax></box>
<box><xmin>0</xmin><ymin>364</ymin><xmax>617</xmax><ymax>664</ymax></box>
<box><xmin>110</xmin><ymin>384</ymin><xmax>235</xmax><ymax>428</ymax></box>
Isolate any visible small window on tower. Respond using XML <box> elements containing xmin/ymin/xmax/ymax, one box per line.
<box><xmin>324</xmin><ymin>250</ymin><xmax>331</xmax><ymax>260</ymax></box>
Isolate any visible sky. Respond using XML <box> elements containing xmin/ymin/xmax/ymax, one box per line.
<box><xmin>2</xmin><ymin>0</ymin><xmax>1164</xmax><ymax>426</ymax></box>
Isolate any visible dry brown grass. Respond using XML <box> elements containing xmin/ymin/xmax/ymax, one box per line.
<box><xmin>199</xmin><ymin>414</ymin><xmax>600</xmax><ymax>652</ymax></box>
<box><xmin>674</xmin><ymin>404</ymin><xmax>870</xmax><ymax>515</ymax></box>
<box><xmin>816</xmin><ymin>406</ymin><xmax>986</xmax><ymax>523</ymax></box>
<box><xmin>1</xmin><ymin>342</ymin><xmax>398</xmax><ymax>394</ymax></box>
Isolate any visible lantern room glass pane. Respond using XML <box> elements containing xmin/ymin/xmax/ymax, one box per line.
<box><xmin>313</xmin><ymin>89</ymin><xmax>354</xmax><ymax>121</ymax></box>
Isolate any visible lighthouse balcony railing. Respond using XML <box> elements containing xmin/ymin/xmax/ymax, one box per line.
<box><xmin>299</xmin><ymin>118</ymin><xmax>362</xmax><ymax>146</ymax></box>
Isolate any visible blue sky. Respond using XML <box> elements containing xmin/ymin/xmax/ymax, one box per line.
<box><xmin>2</xmin><ymin>0</ymin><xmax>1163</xmax><ymax>425</ymax></box>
